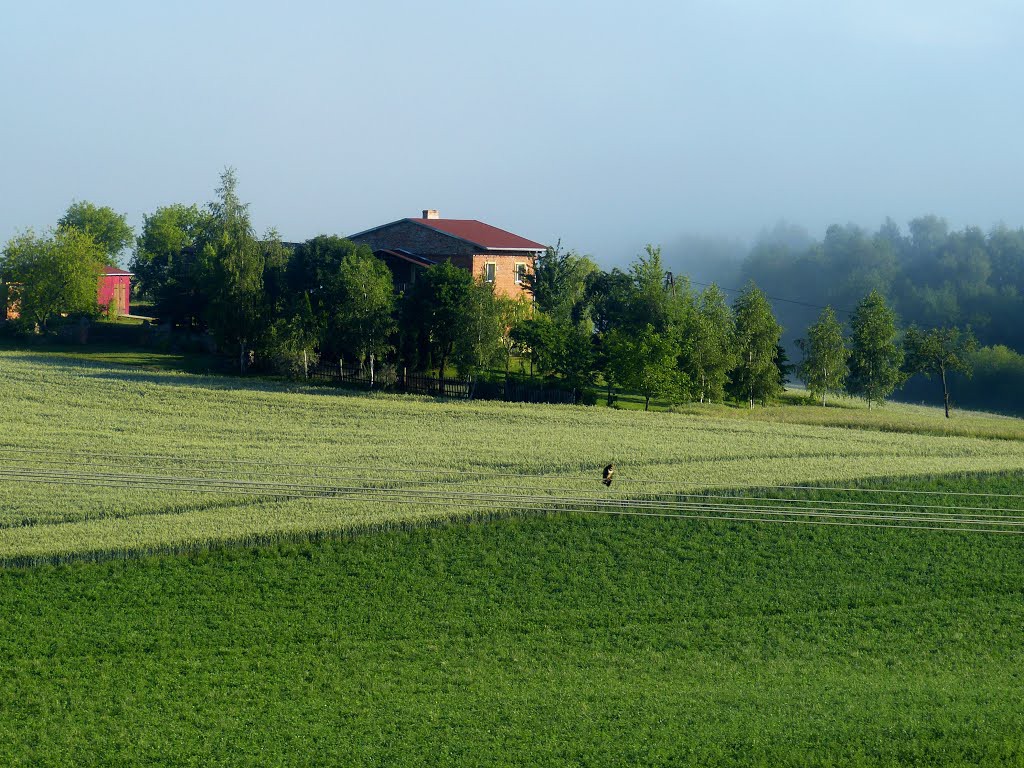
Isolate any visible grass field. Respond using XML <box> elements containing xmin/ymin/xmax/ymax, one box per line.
<box><xmin>4</xmin><ymin>348</ymin><xmax>1024</xmax><ymax>765</ymax></box>
<box><xmin>2</xmin><ymin>475</ymin><xmax>1024</xmax><ymax>766</ymax></box>
<box><xmin>4</xmin><ymin>349</ymin><xmax>1024</xmax><ymax>562</ymax></box>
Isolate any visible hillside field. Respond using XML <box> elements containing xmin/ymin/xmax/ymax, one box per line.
<box><xmin>3</xmin><ymin>349</ymin><xmax>1024</xmax><ymax>562</ymax></box>
<box><xmin>3</xmin><ymin>349</ymin><xmax>1024</xmax><ymax>765</ymax></box>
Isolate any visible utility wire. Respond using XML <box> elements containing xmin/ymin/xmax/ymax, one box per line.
<box><xmin>688</xmin><ymin>279</ymin><xmax>858</xmax><ymax>316</ymax></box>
<box><xmin>3</xmin><ymin>446</ymin><xmax>1022</xmax><ymax>500</ymax></box>
<box><xmin>4</xmin><ymin>467</ymin><xmax>1024</xmax><ymax>533</ymax></box>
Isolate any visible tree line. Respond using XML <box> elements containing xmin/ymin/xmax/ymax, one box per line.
<box><xmin>0</xmin><ymin>171</ymin><xmax>983</xmax><ymax>415</ymax></box>
<box><xmin>738</xmin><ymin>216</ymin><xmax>1024</xmax><ymax>354</ymax></box>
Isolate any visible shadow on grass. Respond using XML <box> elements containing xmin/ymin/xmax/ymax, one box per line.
<box><xmin>0</xmin><ymin>349</ymin><xmax>394</xmax><ymax>402</ymax></box>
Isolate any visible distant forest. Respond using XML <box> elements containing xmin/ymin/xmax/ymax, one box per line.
<box><xmin>681</xmin><ymin>216</ymin><xmax>1024</xmax><ymax>413</ymax></box>
<box><xmin>736</xmin><ymin>217</ymin><xmax>1024</xmax><ymax>351</ymax></box>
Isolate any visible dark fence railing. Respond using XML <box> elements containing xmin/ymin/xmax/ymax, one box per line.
<box><xmin>307</xmin><ymin>362</ymin><xmax>576</xmax><ymax>404</ymax></box>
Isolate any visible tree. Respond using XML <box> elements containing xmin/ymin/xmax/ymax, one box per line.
<box><xmin>495</xmin><ymin>294</ymin><xmax>532</xmax><ymax>382</ymax></box>
<box><xmin>403</xmin><ymin>260</ymin><xmax>475</xmax><ymax>390</ymax></box>
<box><xmin>796</xmin><ymin>306</ymin><xmax>848</xmax><ymax>406</ymax></box>
<box><xmin>605</xmin><ymin>325</ymin><xmax>687</xmax><ymax>410</ymax></box>
<box><xmin>131</xmin><ymin>203</ymin><xmax>212</xmax><ymax>326</ymax></box>
<box><xmin>903</xmin><ymin>325</ymin><xmax>977</xmax><ymax>418</ymax></box>
<box><xmin>59</xmin><ymin>201</ymin><xmax>134</xmax><ymax>266</ymax></box>
<box><xmin>1</xmin><ymin>228</ymin><xmax>104</xmax><ymax>331</ymax></box>
<box><xmin>729</xmin><ymin>283</ymin><xmax>783</xmax><ymax>408</ymax></box>
<box><xmin>847</xmin><ymin>290</ymin><xmax>903</xmax><ymax>408</ymax></box>
<box><xmin>512</xmin><ymin>313</ymin><xmax>596</xmax><ymax>399</ymax></box>
<box><xmin>526</xmin><ymin>242</ymin><xmax>597</xmax><ymax>320</ymax></box>
<box><xmin>690</xmin><ymin>284</ymin><xmax>735</xmax><ymax>403</ymax></box>
<box><xmin>333</xmin><ymin>248</ymin><xmax>396</xmax><ymax>380</ymax></box>
<box><xmin>454</xmin><ymin>278</ymin><xmax>504</xmax><ymax>380</ymax></box>
<box><xmin>266</xmin><ymin>292</ymin><xmax>319</xmax><ymax>379</ymax></box>
<box><xmin>199</xmin><ymin>168</ymin><xmax>267</xmax><ymax>373</ymax></box>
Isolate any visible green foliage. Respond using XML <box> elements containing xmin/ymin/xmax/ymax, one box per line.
<box><xmin>333</xmin><ymin>247</ymin><xmax>396</xmax><ymax>369</ymax></box>
<box><xmin>903</xmin><ymin>325</ymin><xmax>977</xmax><ymax>417</ymax></box>
<box><xmin>738</xmin><ymin>216</ymin><xmax>1024</xmax><ymax>363</ymax></box>
<box><xmin>265</xmin><ymin>293</ymin><xmax>319</xmax><ymax>378</ymax></box>
<box><xmin>453</xmin><ymin>278</ymin><xmax>503</xmax><ymax>377</ymax></box>
<box><xmin>199</xmin><ymin>168</ymin><xmax>266</xmax><ymax>372</ymax></box>
<box><xmin>796</xmin><ymin>306</ymin><xmax>848</xmax><ymax>406</ymax></box>
<box><xmin>513</xmin><ymin>313</ymin><xmax>596</xmax><ymax>397</ymax></box>
<box><xmin>605</xmin><ymin>324</ymin><xmax>688</xmax><ymax>410</ymax></box>
<box><xmin>729</xmin><ymin>282</ymin><xmax>783</xmax><ymax>407</ymax></box>
<box><xmin>130</xmin><ymin>203</ymin><xmax>212</xmax><ymax>326</ymax></box>
<box><xmin>848</xmin><ymin>290</ymin><xmax>904</xmax><ymax>408</ymax></box>
<box><xmin>287</xmin><ymin>235</ymin><xmax>365</xmax><ymax>353</ymax></box>
<box><xmin>58</xmin><ymin>200</ymin><xmax>134</xmax><ymax>266</ymax></box>
<box><xmin>495</xmin><ymin>294</ymin><xmax>532</xmax><ymax>379</ymax></box>
<box><xmin>1</xmin><ymin>228</ymin><xmax>104</xmax><ymax>330</ymax></box>
<box><xmin>690</xmin><ymin>284</ymin><xmax>735</xmax><ymax>403</ymax></box>
<box><xmin>402</xmin><ymin>260</ymin><xmax>475</xmax><ymax>378</ymax></box>
<box><xmin>526</xmin><ymin>242</ymin><xmax>597</xmax><ymax>320</ymax></box>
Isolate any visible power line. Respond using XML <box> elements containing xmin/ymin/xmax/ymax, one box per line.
<box><xmin>3</xmin><ymin>446</ymin><xmax>1022</xmax><ymax>500</ymax></box>
<box><xmin>4</xmin><ymin>466</ymin><xmax>1023</xmax><ymax>534</ymax></box>
<box><xmin>688</xmin><ymin>279</ymin><xmax>858</xmax><ymax>316</ymax></box>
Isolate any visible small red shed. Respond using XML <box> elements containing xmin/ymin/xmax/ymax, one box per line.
<box><xmin>99</xmin><ymin>268</ymin><xmax>132</xmax><ymax>316</ymax></box>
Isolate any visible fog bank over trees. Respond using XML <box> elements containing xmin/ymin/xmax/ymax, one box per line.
<box><xmin>654</xmin><ymin>215</ymin><xmax>1024</xmax><ymax>356</ymax></box>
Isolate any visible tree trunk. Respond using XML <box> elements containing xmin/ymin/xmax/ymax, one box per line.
<box><xmin>370</xmin><ymin>353</ymin><xmax>375</xmax><ymax>388</ymax></box>
<box><xmin>239</xmin><ymin>341</ymin><xmax>248</xmax><ymax>374</ymax></box>
<box><xmin>645</xmin><ymin>394</ymin><xmax>651</xmax><ymax>411</ymax></box>
<box><xmin>941</xmin><ymin>364</ymin><xmax>950</xmax><ymax>418</ymax></box>
<box><xmin>303</xmin><ymin>349</ymin><xmax>308</xmax><ymax>379</ymax></box>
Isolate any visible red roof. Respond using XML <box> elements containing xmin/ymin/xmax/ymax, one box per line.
<box><xmin>407</xmin><ymin>218</ymin><xmax>547</xmax><ymax>251</ymax></box>
<box><xmin>102</xmin><ymin>267</ymin><xmax>133</xmax><ymax>276</ymax></box>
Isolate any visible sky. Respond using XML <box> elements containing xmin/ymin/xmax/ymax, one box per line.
<box><xmin>3</xmin><ymin>0</ymin><xmax>1024</xmax><ymax>274</ymax></box>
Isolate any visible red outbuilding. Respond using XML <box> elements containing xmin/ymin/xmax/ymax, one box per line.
<box><xmin>98</xmin><ymin>268</ymin><xmax>132</xmax><ymax>316</ymax></box>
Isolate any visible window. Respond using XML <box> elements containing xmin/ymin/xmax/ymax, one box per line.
<box><xmin>514</xmin><ymin>262</ymin><xmax>527</xmax><ymax>285</ymax></box>
<box><xmin>484</xmin><ymin>262</ymin><xmax>496</xmax><ymax>283</ymax></box>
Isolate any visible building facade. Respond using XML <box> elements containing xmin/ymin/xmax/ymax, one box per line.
<box><xmin>349</xmin><ymin>210</ymin><xmax>546</xmax><ymax>298</ymax></box>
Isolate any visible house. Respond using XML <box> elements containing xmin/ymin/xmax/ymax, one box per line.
<box><xmin>1</xmin><ymin>283</ymin><xmax>17</xmax><ymax>320</ymax></box>
<box><xmin>98</xmin><ymin>267</ymin><xmax>132</xmax><ymax>316</ymax></box>
<box><xmin>349</xmin><ymin>210</ymin><xmax>546</xmax><ymax>297</ymax></box>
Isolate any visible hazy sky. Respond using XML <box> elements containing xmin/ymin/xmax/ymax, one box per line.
<box><xmin>3</xmin><ymin>0</ymin><xmax>1023</xmax><ymax>268</ymax></box>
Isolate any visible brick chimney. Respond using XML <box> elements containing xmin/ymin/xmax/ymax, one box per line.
<box><xmin>422</xmin><ymin>209</ymin><xmax>440</xmax><ymax>219</ymax></box>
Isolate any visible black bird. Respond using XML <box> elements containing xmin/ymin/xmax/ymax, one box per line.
<box><xmin>602</xmin><ymin>463</ymin><xmax>614</xmax><ymax>487</ymax></box>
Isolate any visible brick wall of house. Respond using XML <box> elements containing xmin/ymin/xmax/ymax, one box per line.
<box><xmin>352</xmin><ymin>220</ymin><xmax>536</xmax><ymax>298</ymax></box>
<box><xmin>351</xmin><ymin>220</ymin><xmax>478</xmax><ymax>258</ymax></box>
<box><xmin>471</xmin><ymin>253</ymin><xmax>533</xmax><ymax>298</ymax></box>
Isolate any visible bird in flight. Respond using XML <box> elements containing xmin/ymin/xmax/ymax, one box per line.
<box><xmin>602</xmin><ymin>463</ymin><xmax>614</xmax><ymax>487</ymax></box>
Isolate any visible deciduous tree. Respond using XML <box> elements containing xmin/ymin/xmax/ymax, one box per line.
<box><xmin>131</xmin><ymin>203</ymin><xmax>211</xmax><ymax>326</ymax></box>
<box><xmin>59</xmin><ymin>201</ymin><xmax>134</xmax><ymax>266</ymax></box>
<box><xmin>333</xmin><ymin>248</ymin><xmax>396</xmax><ymax>379</ymax></box>
<box><xmin>690</xmin><ymin>284</ymin><xmax>734</xmax><ymax>403</ymax></box>
<box><xmin>847</xmin><ymin>290</ymin><xmax>903</xmax><ymax>408</ymax></box>
<box><xmin>903</xmin><ymin>325</ymin><xmax>977</xmax><ymax>418</ymax></box>
<box><xmin>199</xmin><ymin>168</ymin><xmax>266</xmax><ymax>373</ymax></box>
<box><xmin>1</xmin><ymin>228</ymin><xmax>104</xmax><ymax>331</ymax></box>
<box><xmin>729</xmin><ymin>283</ymin><xmax>783</xmax><ymax>408</ymax></box>
<box><xmin>796</xmin><ymin>306</ymin><xmax>848</xmax><ymax>406</ymax></box>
